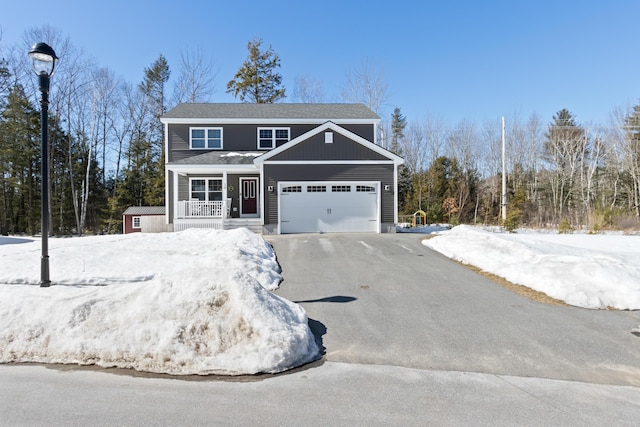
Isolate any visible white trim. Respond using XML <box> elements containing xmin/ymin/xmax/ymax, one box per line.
<box><xmin>165</xmin><ymin>166</ymin><xmax>170</xmax><ymax>224</ymax></box>
<box><xmin>222</xmin><ymin>171</ymin><xmax>228</xmax><ymax>214</ymax></box>
<box><xmin>132</xmin><ymin>216</ymin><xmax>142</xmax><ymax>229</ymax></box>
<box><xmin>254</xmin><ymin>121</ymin><xmax>403</xmax><ymax>165</ymax></box>
<box><xmin>260</xmin><ymin>160</ymin><xmax>395</xmax><ymax>165</ymax></box>
<box><xmin>239</xmin><ymin>177</ymin><xmax>260</xmax><ymax>218</ymax></box>
<box><xmin>164</xmin><ymin>125</ymin><xmax>170</xmax><ymax>225</ymax></box>
<box><xmin>394</xmin><ymin>163</ymin><xmax>399</xmax><ymax>225</ymax></box>
<box><xmin>172</xmin><ymin>169</ymin><xmax>179</xmax><ymax>224</ymax></box>
<box><xmin>259</xmin><ymin>163</ymin><xmax>265</xmax><ymax>225</ymax></box>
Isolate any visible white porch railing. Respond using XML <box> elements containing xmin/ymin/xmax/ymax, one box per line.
<box><xmin>177</xmin><ymin>200</ymin><xmax>226</xmax><ymax>218</ymax></box>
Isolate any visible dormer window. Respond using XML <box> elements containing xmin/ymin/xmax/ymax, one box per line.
<box><xmin>258</xmin><ymin>127</ymin><xmax>289</xmax><ymax>149</ymax></box>
<box><xmin>191</xmin><ymin>127</ymin><xmax>223</xmax><ymax>149</ymax></box>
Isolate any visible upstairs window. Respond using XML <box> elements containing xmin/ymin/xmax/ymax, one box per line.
<box><xmin>258</xmin><ymin>127</ymin><xmax>289</xmax><ymax>149</ymax></box>
<box><xmin>190</xmin><ymin>127</ymin><xmax>223</xmax><ymax>149</ymax></box>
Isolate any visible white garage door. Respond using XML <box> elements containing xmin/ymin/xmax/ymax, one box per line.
<box><xmin>279</xmin><ymin>181</ymin><xmax>379</xmax><ymax>233</ymax></box>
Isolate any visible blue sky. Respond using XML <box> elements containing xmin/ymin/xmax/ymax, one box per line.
<box><xmin>2</xmin><ymin>1</ymin><xmax>640</xmax><ymax>125</ymax></box>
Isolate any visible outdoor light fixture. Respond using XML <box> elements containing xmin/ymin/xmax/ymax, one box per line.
<box><xmin>29</xmin><ymin>42</ymin><xmax>58</xmax><ymax>287</ymax></box>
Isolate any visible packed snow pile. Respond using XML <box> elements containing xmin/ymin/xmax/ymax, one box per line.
<box><xmin>424</xmin><ymin>225</ymin><xmax>640</xmax><ymax>310</ymax></box>
<box><xmin>0</xmin><ymin>228</ymin><xmax>318</xmax><ymax>375</ymax></box>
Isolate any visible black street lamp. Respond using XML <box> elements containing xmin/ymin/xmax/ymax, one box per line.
<box><xmin>28</xmin><ymin>42</ymin><xmax>58</xmax><ymax>287</ymax></box>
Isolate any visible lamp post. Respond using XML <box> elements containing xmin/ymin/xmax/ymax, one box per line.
<box><xmin>28</xmin><ymin>42</ymin><xmax>58</xmax><ymax>287</ymax></box>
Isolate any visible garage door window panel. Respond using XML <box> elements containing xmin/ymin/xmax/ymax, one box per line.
<box><xmin>282</xmin><ymin>186</ymin><xmax>301</xmax><ymax>193</ymax></box>
<box><xmin>332</xmin><ymin>185</ymin><xmax>351</xmax><ymax>192</ymax></box>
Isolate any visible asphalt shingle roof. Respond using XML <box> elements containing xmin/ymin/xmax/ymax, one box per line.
<box><xmin>171</xmin><ymin>151</ymin><xmax>262</xmax><ymax>165</ymax></box>
<box><xmin>162</xmin><ymin>103</ymin><xmax>380</xmax><ymax>120</ymax></box>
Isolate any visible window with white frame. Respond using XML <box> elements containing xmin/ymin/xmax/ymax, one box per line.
<box><xmin>190</xmin><ymin>127</ymin><xmax>223</xmax><ymax>149</ymax></box>
<box><xmin>258</xmin><ymin>127</ymin><xmax>289</xmax><ymax>149</ymax></box>
<box><xmin>190</xmin><ymin>178</ymin><xmax>223</xmax><ymax>201</ymax></box>
<box><xmin>132</xmin><ymin>216</ymin><xmax>141</xmax><ymax>229</ymax></box>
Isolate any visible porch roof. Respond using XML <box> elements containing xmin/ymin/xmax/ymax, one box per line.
<box><xmin>169</xmin><ymin>151</ymin><xmax>263</xmax><ymax>165</ymax></box>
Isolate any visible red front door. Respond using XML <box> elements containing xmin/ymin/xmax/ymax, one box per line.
<box><xmin>241</xmin><ymin>178</ymin><xmax>258</xmax><ymax>216</ymax></box>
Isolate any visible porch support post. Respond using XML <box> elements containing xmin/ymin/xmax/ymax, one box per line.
<box><xmin>258</xmin><ymin>163</ymin><xmax>265</xmax><ymax>225</ymax></box>
<box><xmin>222</xmin><ymin>171</ymin><xmax>228</xmax><ymax>220</ymax></box>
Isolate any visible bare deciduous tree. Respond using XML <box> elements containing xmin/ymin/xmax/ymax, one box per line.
<box><xmin>339</xmin><ymin>59</ymin><xmax>389</xmax><ymax>116</ymax></box>
<box><xmin>172</xmin><ymin>47</ymin><xmax>218</xmax><ymax>105</ymax></box>
<box><xmin>291</xmin><ymin>74</ymin><xmax>324</xmax><ymax>103</ymax></box>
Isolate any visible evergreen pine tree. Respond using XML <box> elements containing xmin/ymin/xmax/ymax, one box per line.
<box><xmin>390</xmin><ymin>107</ymin><xmax>406</xmax><ymax>154</ymax></box>
<box><xmin>0</xmin><ymin>84</ymin><xmax>40</xmax><ymax>234</ymax></box>
<box><xmin>136</xmin><ymin>55</ymin><xmax>170</xmax><ymax>206</ymax></box>
<box><xmin>226</xmin><ymin>38</ymin><xmax>286</xmax><ymax>103</ymax></box>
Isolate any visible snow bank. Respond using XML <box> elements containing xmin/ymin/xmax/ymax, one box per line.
<box><xmin>0</xmin><ymin>229</ymin><xmax>318</xmax><ymax>375</ymax></box>
<box><xmin>424</xmin><ymin>225</ymin><xmax>640</xmax><ymax>310</ymax></box>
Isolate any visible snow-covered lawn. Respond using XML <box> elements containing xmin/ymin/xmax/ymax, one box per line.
<box><xmin>424</xmin><ymin>225</ymin><xmax>640</xmax><ymax>310</ymax></box>
<box><xmin>0</xmin><ymin>229</ymin><xmax>318</xmax><ymax>375</ymax></box>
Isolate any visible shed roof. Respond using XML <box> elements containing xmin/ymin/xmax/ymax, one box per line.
<box><xmin>161</xmin><ymin>103</ymin><xmax>379</xmax><ymax>121</ymax></box>
<box><xmin>123</xmin><ymin>206</ymin><xmax>165</xmax><ymax>215</ymax></box>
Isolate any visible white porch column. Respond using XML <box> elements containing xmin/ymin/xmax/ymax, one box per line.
<box><xmin>258</xmin><ymin>163</ymin><xmax>265</xmax><ymax>225</ymax></box>
<box><xmin>222</xmin><ymin>171</ymin><xmax>228</xmax><ymax>218</ymax></box>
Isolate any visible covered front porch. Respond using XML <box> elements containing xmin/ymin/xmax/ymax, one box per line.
<box><xmin>167</xmin><ymin>157</ymin><xmax>263</xmax><ymax>232</ymax></box>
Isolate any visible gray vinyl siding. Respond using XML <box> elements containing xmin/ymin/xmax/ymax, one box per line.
<box><xmin>268</xmin><ymin>131</ymin><xmax>388</xmax><ymax>161</ymax></box>
<box><xmin>167</xmin><ymin>123</ymin><xmax>375</xmax><ymax>163</ymax></box>
<box><xmin>337</xmin><ymin>124</ymin><xmax>374</xmax><ymax>141</ymax></box>
<box><xmin>263</xmin><ymin>163</ymin><xmax>395</xmax><ymax>226</ymax></box>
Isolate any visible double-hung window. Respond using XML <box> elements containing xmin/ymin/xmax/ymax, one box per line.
<box><xmin>190</xmin><ymin>178</ymin><xmax>223</xmax><ymax>201</ymax></box>
<box><xmin>258</xmin><ymin>127</ymin><xmax>289</xmax><ymax>149</ymax></box>
<box><xmin>190</xmin><ymin>127</ymin><xmax>223</xmax><ymax>149</ymax></box>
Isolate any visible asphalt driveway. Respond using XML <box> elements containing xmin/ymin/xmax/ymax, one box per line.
<box><xmin>2</xmin><ymin>232</ymin><xmax>640</xmax><ymax>426</ymax></box>
<box><xmin>269</xmin><ymin>233</ymin><xmax>640</xmax><ymax>386</ymax></box>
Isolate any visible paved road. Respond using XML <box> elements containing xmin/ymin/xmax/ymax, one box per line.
<box><xmin>2</xmin><ymin>233</ymin><xmax>640</xmax><ymax>426</ymax></box>
<box><xmin>269</xmin><ymin>233</ymin><xmax>640</xmax><ymax>386</ymax></box>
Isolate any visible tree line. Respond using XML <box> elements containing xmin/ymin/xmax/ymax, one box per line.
<box><xmin>387</xmin><ymin>107</ymin><xmax>640</xmax><ymax>232</ymax></box>
<box><xmin>2</xmin><ymin>27</ymin><xmax>639</xmax><ymax>235</ymax></box>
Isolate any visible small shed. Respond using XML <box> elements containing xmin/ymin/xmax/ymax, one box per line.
<box><xmin>123</xmin><ymin>206</ymin><xmax>166</xmax><ymax>234</ymax></box>
<box><xmin>412</xmin><ymin>210</ymin><xmax>427</xmax><ymax>227</ymax></box>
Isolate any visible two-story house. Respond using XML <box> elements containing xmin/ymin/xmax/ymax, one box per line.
<box><xmin>159</xmin><ymin>103</ymin><xmax>404</xmax><ymax>234</ymax></box>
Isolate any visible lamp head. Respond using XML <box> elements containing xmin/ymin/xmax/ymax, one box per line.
<box><xmin>28</xmin><ymin>42</ymin><xmax>58</xmax><ymax>77</ymax></box>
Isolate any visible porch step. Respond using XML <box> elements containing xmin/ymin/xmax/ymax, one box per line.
<box><xmin>224</xmin><ymin>218</ymin><xmax>262</xmax><ymax>234</ymax></box>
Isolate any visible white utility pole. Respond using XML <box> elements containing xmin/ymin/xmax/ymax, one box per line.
<box><xmin>501</xmin><ymin>117</ymin><xmax>507</xmax><ymax>223</ymax></box>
